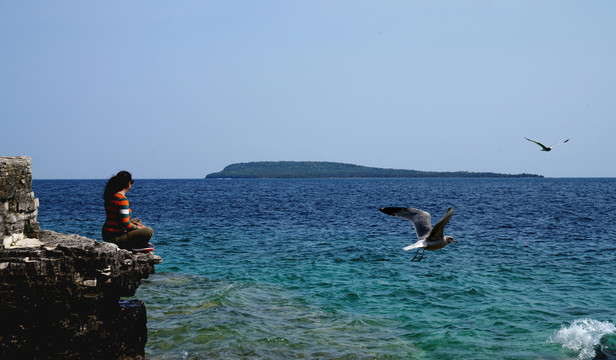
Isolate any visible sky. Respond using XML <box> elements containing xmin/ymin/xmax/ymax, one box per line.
<box><xmin>1</xmin><ymin>1</ymin><xmax>615</xmax><ymax>179</ymax></box>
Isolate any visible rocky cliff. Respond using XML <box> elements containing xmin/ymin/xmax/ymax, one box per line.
<box><xmin>0</xmin><ymin>156</ymin><xmax>161</xmax><ymax>359</ymax></box>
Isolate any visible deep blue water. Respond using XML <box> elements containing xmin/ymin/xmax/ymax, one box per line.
<box><xmin>33</xmin><ymin>178</ymin><xmax>616</xmax><ymax>359</ymax></box>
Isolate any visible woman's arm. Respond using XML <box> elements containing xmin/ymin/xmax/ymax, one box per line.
<box><xmin>117</xmin><ymin>198</ymin><xmax>138</xmax><ymax>231</ymax></box>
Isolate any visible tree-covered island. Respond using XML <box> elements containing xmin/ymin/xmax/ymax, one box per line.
<box><xmin>205</xmin><ymin>161</ymin><xmax>543</xmax><ymax>179</ymax></box>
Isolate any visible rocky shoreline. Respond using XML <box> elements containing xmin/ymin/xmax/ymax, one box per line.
<box><xmin>0</xmin><ymin>156</ymin><xmax>161</xmax><ymax>359</ymax></box>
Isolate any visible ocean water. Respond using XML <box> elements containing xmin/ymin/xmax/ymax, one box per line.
<box><xmin>33</xmin><ymin>178</ymin><xmax>616</xmax><ymax>360</ymax></box>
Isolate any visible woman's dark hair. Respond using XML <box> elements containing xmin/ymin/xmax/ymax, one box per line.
<box><xmin>103</xmin><ymin>171</ymin><xmax>133</xmax><ymax>200</ymax></box>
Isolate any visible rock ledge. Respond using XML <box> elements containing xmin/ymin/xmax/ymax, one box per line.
<box><xmin>0</xmin><ymin>230</ymin><xmax>162</xmax><ymax>359</ymax></box>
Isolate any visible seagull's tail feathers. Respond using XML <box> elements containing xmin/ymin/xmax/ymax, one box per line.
<box><xmin>403</xmin><ymin>241</ymin><xmax>425</xmax><ymax>251</ymax></box>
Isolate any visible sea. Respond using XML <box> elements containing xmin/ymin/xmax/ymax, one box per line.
<box><xmin>32</xmin><ymin>178</ymin><xmax>616</xmax><ymax>360</ymax></box>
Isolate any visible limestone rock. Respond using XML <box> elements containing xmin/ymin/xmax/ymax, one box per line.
<box><xmin>0</xmin><ymin>156</ymin><xmax>39</xmax><ymax>239</ymax></box>
<box><xmin>0</xmin><ymin>156</ymin><xmax>162</xmax><ymax>359</ymax></box>
<box><xmin>0</xmin><ymin>230</ymin><xmax>162</xmax><ymax>359</ymax></box>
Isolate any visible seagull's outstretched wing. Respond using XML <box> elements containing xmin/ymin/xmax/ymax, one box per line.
<box><xmin>427</xmin><ymin>207</ymin><xmax>454</xmax><ymax>242</ymax></box>
<box><xmin>379</xmin><ymin>207</ymin><xmax>432</xmax><ymax>239</ymax></box>
<box><xmin>549</xmin><ymin>139</ymin><xmax>569</xmax><ymax>148</ymax></box>
<box><xmin>525</xmin><ymin>137</ymin><xmax>550</xmax><ymax>151</ymax></box>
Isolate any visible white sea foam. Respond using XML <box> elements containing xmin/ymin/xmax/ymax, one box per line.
<box><xmin>549</xmin><ymin>318</ymin><xmax>616</xmax><ymax>360</ymax></box>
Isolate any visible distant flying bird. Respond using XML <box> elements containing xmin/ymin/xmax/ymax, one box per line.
<box><xmin>379</xmin><ymin>207</ymin><xmax>456</xmax><ymax>262</ymax></box>
<box><xmin>525</xmin><ymin>137</ymin><xmax>569</xmax><ymax>151</ymax></box>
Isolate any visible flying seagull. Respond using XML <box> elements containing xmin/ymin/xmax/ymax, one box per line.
<box><xmin>525</xmin><ymin>137</ymin><xmax>569</xmax><ymax>151</ymax></box>
<box><xmin>379</xmin><ymin>207</ymin><xmax>456</xmax><ymax>262</ymax></box>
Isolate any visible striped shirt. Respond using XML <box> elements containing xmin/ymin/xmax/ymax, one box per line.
<box><xmin>102</xmin><ymin>192</ymin><xmax>138</xmax><ymax>235</ymax></box>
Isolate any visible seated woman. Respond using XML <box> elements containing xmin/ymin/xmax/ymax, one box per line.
<box><xmin>102</xmin><ymin>171</ymin><xmax>154</xmax><ymax>250</ymax></box>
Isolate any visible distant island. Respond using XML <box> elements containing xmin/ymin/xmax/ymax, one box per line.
<box><xmin>205</xmin><ymin>161</ymin><xmax>543</xmax><ymax>179</ymax></box>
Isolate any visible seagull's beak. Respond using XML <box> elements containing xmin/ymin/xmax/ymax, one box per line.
<box><xmin>453</xmin><ymin>240</ymin><xmax>458</xmax><ymax>243</ymax></box>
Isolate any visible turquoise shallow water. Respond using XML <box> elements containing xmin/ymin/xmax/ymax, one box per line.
<box><xmin>34</xmin><ymin>178</ymin><xmax>616</xmax><ymax>359</ymax></box>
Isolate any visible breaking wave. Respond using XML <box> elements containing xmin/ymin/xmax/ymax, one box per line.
<box><xmin>550</xmin><ymin>318</ymin><xmax>616</xmax><ymax>360</ymax></box>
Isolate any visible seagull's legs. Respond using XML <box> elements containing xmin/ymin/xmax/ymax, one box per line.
<box><xmin>411</xmin><ymin>248</ymin><xmax>425</xmax><ymax>262</ymax></box>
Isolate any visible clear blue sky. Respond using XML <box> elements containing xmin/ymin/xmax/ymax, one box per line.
<box><xmin>2</xmin><ymin>1</ymin><xmax>614</xmax><ymax>179</ymax></box>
